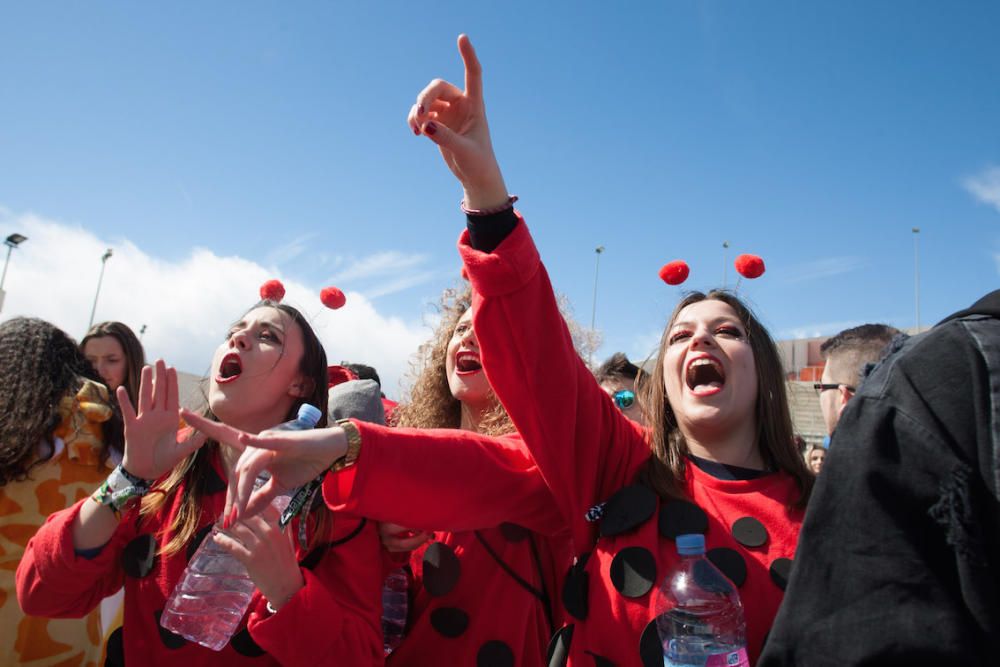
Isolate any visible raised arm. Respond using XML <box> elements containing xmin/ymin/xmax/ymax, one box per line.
<box><xmin>181</xmin><ymin>410</ymin><xmax>564</xmax><ymax>536</ymax></box>
<box><xmin>410</xmin><ymin>36</ymin><xmax>650</xmax><ymax>547</ymax></box>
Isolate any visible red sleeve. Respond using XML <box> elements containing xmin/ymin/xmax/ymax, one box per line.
<box><xmin>16</xmin><ymin>499</ymin><xmax>132</xmax><ymax>618</ymax></box>
<box><xmin>248</xmin><ymin>525</ymin><xmax>383</xmax><ymax>665</ymax></box>
<box><xmin>322</xmin><ymin>421</ymin><xmax>564</xmax><ymax>537</ymax></box>
<box><xmin>458</xmin><ymin>217</ymin><xmax>651</xmax><ymax>549</ymax></box>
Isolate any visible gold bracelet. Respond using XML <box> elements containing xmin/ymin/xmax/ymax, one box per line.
<box><xmin>329</xmin><ymin>419</ymin><xmax>361</xmax><ymax>472</ymax></box>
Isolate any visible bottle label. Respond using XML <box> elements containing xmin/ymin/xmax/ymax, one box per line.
<box><xmin>706</xmin><ymin>648</ymin><xmax>749</xmax><ymax>667</ymax></box>
<box><xmin>664</xmin><ymin>648</ymin><xmax>749</xmax><ymax>667</ymax></box>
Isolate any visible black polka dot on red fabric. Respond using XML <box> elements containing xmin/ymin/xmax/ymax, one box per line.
<box><xmin>122</xmin><ymin>534</ymin><xmax>158</xmax><ymax>578</ymax></box>
<box><xmin>153</xmin><ymin>610</ymin><xmax>186</xmax><ymax>649</ymax></box>
<box><xmin>732</xmin><ymin>516</ymin><xmax>768</xmax><ymax>548</ymax></box>
<box><xmin>477</xmin><ymin>640</ymin><xmax>515</xmax><ymax>667</ymax></box>
<box><xmin>562</xmin><ymin>552</ymin><xmax>590</xmax><ymax>621</ymax></box>
<box><xmin>546</xmin><ymin>625</ymin><xmax>574</xmax><ymax>667</ymax></box>
<box><xmin>104</xmin><ymin>626</ymin><xmax>124</xmax><ymax>666</ymax></box>
<box><xmin>610</xmin><ymin>546</ymin><xmax>657</xmax><ymax>598</ymax></box>
<box><xmin>638</xmin><ymin>618</ymin><xmax>663</xmax><ymax>667</ymax></box>
<box><xmin>658</xmin><ymin>500</ymin><xmax>708</xmax><ymax>539</ymax></box>
<box><xmin>499</xmin><ymin>522</ymin><xmax>530</xmax><ymax>542</ymax></box>
<box><xmin>584</xmin><ymin>650</ymin><xmax>616</xmax><ymax>667</ymax></box>
<box><xmin>769</xmin><ymin>557</ymin><xmax>793</xmax><ymax>590</ymax></box>
<box><xmin>230</xmin><ymin>627</ymin><xmax>267</xmax><ymax>657</ymax></box>
<box><xmin>186</xmin><ymin>525</ymin><xmax>214</xmax><ymax>562</ymax></box>
<box><xmin>422</xmin><ymin>542</ymin><xmax>461</xmax><ymax>597</ymax></box>
<box><xmin>707</xmin><ymin>547</ymin><xmax>748</xmax><ymax>588</ymax></box>
<box><xmin>430</xmin><ymin>606</ymin><xmax>470</xmax><ymax>638</ymax></box>
<box><xmin>600</xmin><ymin>484</ymin><xmax>658</xmax><ymax>537</ymax></box>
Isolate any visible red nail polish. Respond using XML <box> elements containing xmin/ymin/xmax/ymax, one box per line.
<box><xmin>418</xmin><ymin>104</ymin><xmax>425</xmax><ymax>115</ymax></box>
<box><xmin>425</xmin><ymin>122</ymin><xmax>437</xmax><ymax>136</ymax></box>
<box><xmin>413</xmin><ymin>126</ymin><xmax>420</xmax><ymax>136</ymax></box>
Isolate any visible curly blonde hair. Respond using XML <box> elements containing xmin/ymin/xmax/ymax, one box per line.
<box><xmin>393</xmin><ymin>286</ymin><xmax>514</xmax><ymax>436</ymax></box>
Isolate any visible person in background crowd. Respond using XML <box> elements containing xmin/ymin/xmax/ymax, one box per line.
<box><xmin>82</xmin><ymin>321</ymin><xmax>146</xmax><ymax>413</ymax></box>
<box><xmin>341</xmin><ymin>361</ymin><xmax>399</xmax><ymax>423</ymax></box>
<box><xmin>594</xmin><ymin>352</ymin><xmax>647</xmax><ymax>426</ymax></box>
<box><xmin>815</xmin><ymin>324</ymin><xmax>899</xmax><ymax>435</ymax></box>
<box><xmin>81</xmin><ymin>321</ymin><xmax>146</xmax><ymax>646</ymax></box>
<box><xmin>760</xmin><ymin>291</ymin><xmax>1000</xmax><ymax>665</ymax></box>
<box><xmin>803</xmin><ymin>443</ymin><xmax>826</xmax><ymax>475</ymax></box>
<box><xmin>18</xmin><ymin>301</ymin><xmax>384</xmax><ymax>666</ymax></box>
<box><xmin>0</xmin><ymin>317</ymin><xmax>122</xmax><ymax>667</ymax></box>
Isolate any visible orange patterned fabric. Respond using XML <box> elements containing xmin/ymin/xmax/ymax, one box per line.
<box><xmin>1</xmin><ymin>380</ymin><xmax>112</xmax><ymax>667</ymax></box>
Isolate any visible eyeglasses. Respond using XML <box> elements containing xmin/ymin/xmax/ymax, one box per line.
<box><xmin>613</xmin><ymin>389</ymin><xmax>636</xmax><ymax>409</ymax></box>
<box><xmin>813</xmin><ymin>383</ymin><xmax>855</xmax><ymax>396</ymax></box>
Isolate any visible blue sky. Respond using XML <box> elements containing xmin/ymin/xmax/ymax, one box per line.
<box><xmin>1</xmin><ymin>1</ymin><xmax>998</xmax><ymax>393</ymax></box>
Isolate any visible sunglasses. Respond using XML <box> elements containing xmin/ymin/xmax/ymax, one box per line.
<box><xmin>813</xmin><ymin>383</ymin><xmax>855</xmax><ymax>397</ymax></box>
<box><xmin>613</xmin><ymin>389</ymin><xmax>636</xmax><ymax>409</ymax></box>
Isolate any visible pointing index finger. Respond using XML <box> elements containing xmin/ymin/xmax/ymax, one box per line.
<box><xmin>458</xmin><ymin>34</ymin><xmax>482</xmax><ymax>101</ymax></box>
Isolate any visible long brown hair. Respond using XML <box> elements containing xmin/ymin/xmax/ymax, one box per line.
<box><xmin>393</xmin><ymin>287</ymin><xmax>514</xmax><ymax>436</ymax></box>
<box><xmin>141</xmin><ymin>301</ymin><xmax>331</xmax><ymax>556</ymax></box>
<box><xmin>81</xmin><ymin>321</ymin><xmax>146</xmax><ymax>408</ymax></box>
<box><xmin>639</xmin><ymin>290</ymin><xmax>813</xmax><ymax>507</ymax></box>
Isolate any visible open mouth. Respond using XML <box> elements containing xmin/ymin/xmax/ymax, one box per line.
<box><xmin>216</xmin><ymin>352</ymin><xmax>243</xmax><ymax>384</ymax></box>
<box><xmin>455</xmin><ymin>350</ymin><xmax>482</xmax><ymax>375</ymax></box>
<box><xmin>686</xmin><ymin>355</ymin><xmax>725</xmax><ymax>396</ymax></box>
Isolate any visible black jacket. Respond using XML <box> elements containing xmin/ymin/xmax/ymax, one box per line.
<box><xmin>759</xmin><ymin>290</ymin><xmax>1000</xmax><ymax>666</ymax></box>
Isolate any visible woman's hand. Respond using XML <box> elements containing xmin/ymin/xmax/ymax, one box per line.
<box><xmin>180</xmin><ymin>409</ymin><xmax>348</xmax><ymax>521</ymax></box>
<box><xmin>378</xmin><ymin>522</ymin><xmax>432</xmax><ymax>553</ymax></box>
<box><xmin>213</xmin><ymin>504</ymin><xmax>304</xmax><ymax>611</ymax></box>
<box><xmin>409</xmin><ymin>34</ymin><xmax>510</xmax><ymax>210</ymax></box>
<box><xmin>119</xmin><ymin>360</ymin><xmax>205</xmax><ymax>480</ymax></box>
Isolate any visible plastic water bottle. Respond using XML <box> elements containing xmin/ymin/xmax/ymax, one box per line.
<box><xmin>653</xmin><ymin>533</ymin><xmax>749</xmax><ymax>667</ymax></box>
<box><xmin>159</xmin><ymin>404</ymin><xmax>322</xmax><ymax>650</ymax></box>
<box><xmin>381</xmin><ymin>567</ymin><xmax>409</xmax><ymax>655</ymax></box>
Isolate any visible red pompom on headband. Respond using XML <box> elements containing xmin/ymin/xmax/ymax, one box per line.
<box><xmin>258</xmin><ymin>279</ymin><xmax>348</xmax><ymax>310</ymax></box>
<box><xmin>658</xmin><ymin>260</ymin><xmax>690</xmax><ymax>286</ymax></box>
<box><xmin>734</xmin><ymin>254</ymin><xmax>766</xmax><ymax>279</ymax></box>
<box><xmin>260</xmin><ymin>279</ymin><xmax>286</xmax><ymax>302</ymax></box>
<box><xmin>320</xmin><ymin>286</ymin><xmax>346</xmax><ymax>310</ymax></box>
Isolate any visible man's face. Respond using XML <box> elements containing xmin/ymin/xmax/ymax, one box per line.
<box><xmin>819</xmin><ymin>361</ymin><xmax>851</xmax><ymax>435</ymax></box>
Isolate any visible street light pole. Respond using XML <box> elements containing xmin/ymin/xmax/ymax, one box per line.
<box><xmin>0</xmin><ymin>233</ymin><xmax>28</xmax><ymax>313</ymax></box>
<box><xmin>912</xmin><ymin>228</ymin><xmax>920</xmax><ymax>332</ymax></box>
<box><xmin>88</xmin><ymin>249</ymin><xmax>113</xmax><ymax>330</ymax></box>
<box><xmin>590</xmin><ymin>246</ymin><xmax>605</xmax><ymax>367</ymax></box>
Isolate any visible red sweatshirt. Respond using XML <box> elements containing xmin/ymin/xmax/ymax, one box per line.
<box><xmin>17</xmin><ymin>447</ymin><xmax>384</xmax><ymax>666</ymax></box>
<box><xmin>458</xmin><ymin>218</ymin><xmax>805</xmax><ymax>666</ymax></box>
<box><xmin>323</xmin><ymin>424</ymin><xmax>572</xmax><ymax>666</ymax></box>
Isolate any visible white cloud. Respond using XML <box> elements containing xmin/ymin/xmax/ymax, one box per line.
<box><xmin>628</xmin><ymin>329</ymin><xmax>663</xmax><ymax>368</ymax></box>
<box><xmin>777</xmin><ymin>320</ymin><xmax>865</xmax><ymax>340</ymax></box>
<box><xmin>329</xmin><ymin>251</ymin><xmax>429</xmax><ymax>283</ymax></box>
<box><xmin>963</xmin><ymin>166</ymin><xmax>1000</xmax><ymax>214</ymax></box>
<box><xmin>773</xmin><ymin>256</ymin><xmax>867</xmax><ymax>284</ymax></box>
<box><xmin>265</xmin><ymin>232</ymin><xmax>320</xmax><ymax>266</ymax></box>
<box><xmin>0</xmin><ymin>209</ymin><xmax>430</xmax><ymax>397</ymax></box>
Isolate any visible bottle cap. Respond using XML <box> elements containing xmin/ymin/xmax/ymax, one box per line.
<box><xmin>676</xmin><ymin>533</ymin><xmax>706</xmax><ymax>556</ymax></box>
<box><xmin>297</xmin><ymin>403</ymin><xmax>322</xmax><ymax>427</ymax></box>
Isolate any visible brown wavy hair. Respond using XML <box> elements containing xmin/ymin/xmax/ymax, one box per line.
<box><xmin>0</xmin><ymin>317</ymin><xmax>123</xmax><ymax>485</ymax></box>
<box><xmin>81</xmin><ymin>321</ymin><xmax>146</xmax><ymax>408</ymax></box>
<box><xmin>140</xmin><ymin>301</ymin><xmax>332</xmax><ymax>556</ymax></box>
<box><xmin>638</xmin><ymin>290</ymin><xmax>813</xmax><ymax>508</ymax></box>
<box><xmin>393</xmin><ymin>287</ymin><xmax>514</xmax><ymax>436</ymax></box>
